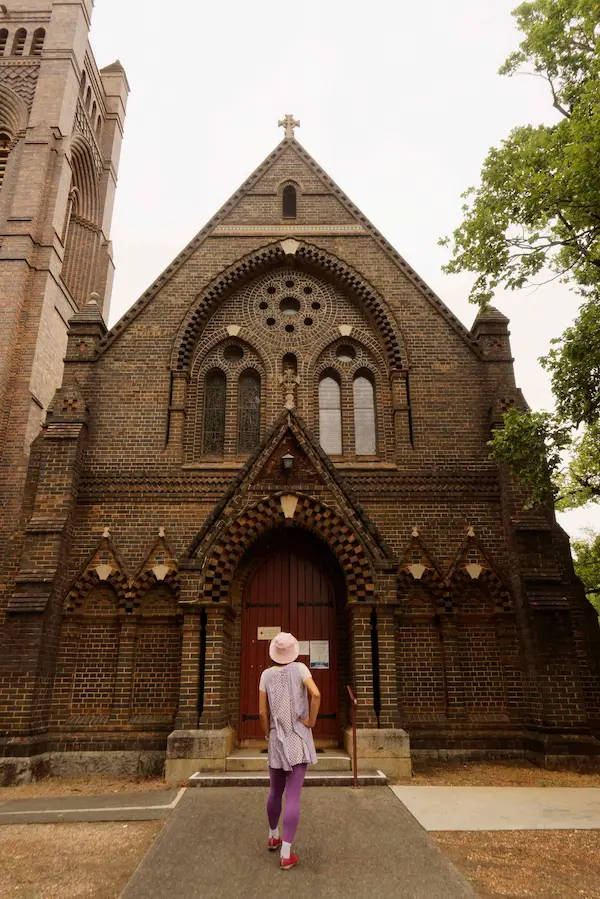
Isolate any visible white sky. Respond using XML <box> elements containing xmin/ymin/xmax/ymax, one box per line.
<box><xmin>89</xmin><ymin>0</ymin><xmax>599</xmax><ymax>541</ymax></box>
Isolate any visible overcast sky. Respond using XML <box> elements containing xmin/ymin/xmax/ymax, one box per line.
<box><xmin>89</xmin><ymin>0</ymin><xmax>599</xmax><ymax>541</ymax></box>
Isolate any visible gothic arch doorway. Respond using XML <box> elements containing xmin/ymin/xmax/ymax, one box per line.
<box><xmin>238</xmin><ymin>529</ymin><xmax>347</xmax><ymax>742</ymax></box>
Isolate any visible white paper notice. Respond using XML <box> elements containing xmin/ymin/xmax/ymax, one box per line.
<box><xmin>257</xmin><ymin>626</ymin><xmax>281</xmax><ymax>641</ymax></box>
<box><xmin>298</xmin><ymin>641</ymin><xmax>310</xmax><ymax>656</ymax></box>
<box><xmin>310</xmin><ymin>640</ymin><xmax>330</xmax><ymax>670</ymax></box>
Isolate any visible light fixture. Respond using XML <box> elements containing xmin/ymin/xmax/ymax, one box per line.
<box><xmin>281</xmin><ymin>452</ymin><xmax>294</xmax><ymax>472</ymax></box>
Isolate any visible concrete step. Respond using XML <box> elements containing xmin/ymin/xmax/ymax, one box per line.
<box><xmin>226</xmin><ymin>748</ymin><xmax>352</xmax><ymax>773</ymax></box>
<box><xmin>188</xmin><ymin>769</ymin><xmax>388</xmax><ymax>788</ymax></box>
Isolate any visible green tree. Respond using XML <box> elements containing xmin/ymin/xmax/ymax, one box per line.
<box><xmin>441</xmin><ymin>0</ymin><xmax>600</xmax><ymax>510</ymax></box>
<box><xmin>572</xmin><ymin>530</ymin><xmax>600</xmax><ymax>615</ymax></box>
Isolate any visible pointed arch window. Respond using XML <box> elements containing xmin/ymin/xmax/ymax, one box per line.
<box><xmin>0</xmin><ymin>132</ymin><xmax>12</xmax><ymax>190</ymax></box>
<box><xmin>31</xmin><ymin>28</ymin><xmax>45</xmax><ymax>56</ymax></box>
<box><xmin>237</xmin><ymin>370</ymin><xmax>261</xmax><ymax>454</ymax></box>
<box><xmin>319</xmin><ymin>374</ymin><xmax>342</xmax><ymax>455</ymax></box>
<box><xmin>0</xmin><ymin>29</ymin><xmax>8</xmax><ymax>56</ymax></box>
<box><xmin>353</xmin><ymin>373</ymin><xmax>376</xmax><ymax>455</ymax></box>
<box><xmin>12</xmin><ymin>29</ymin><xmax>27</xmax><ymax>56</ymax></box>
<box><xmin>282</xmin><ymin>184</ymin><xmax>297</xmax><ymax>219</ymax></box>
<box><xmin>202</xmin><ymin>370</ymin><xmax>226</xmax><ymax>456</ymax></box>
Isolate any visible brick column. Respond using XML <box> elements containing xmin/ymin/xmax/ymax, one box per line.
<box><xmin>391</xmin><ymin>370</ymin><xmax>412</xmax><ymax>451</ymax></box>
<box><xmin>111</xmin><ymin>619</ymin><xmax>137</xmax><ymax>721</ymax></box>
<box><xmin>175</xmin><ymin>610</ymin><xmax>201</xmax><ymax>729</ymax></box>
<box><xmin>166</xmin><ymin>372</ymin><xmax>188</xmax><ymax>461</ymax></box>
<box><xmin>348</xmin><ymin>604</ymin><xmax>378</xmax><ymax>727</ymax></box>
<box><xmin>376</xmin><ymin>606</ymin><xmax>402</xmax><ymax>727</ymax></box>
<box><xmin>199</xmin><ymin>604</ymin><xmax>237</xmax><ymax>730</ymax></box>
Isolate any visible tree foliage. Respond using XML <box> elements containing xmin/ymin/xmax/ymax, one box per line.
<box><xmin>442</xmin><ymin>0</ymin><xmax>600</xmax><ymax>513</ymax></box>
<box><xmin>572</xmin><ymin>530</ymin><xmax>600</xmax><ymax>615</ymax></box>
<box><xmin>441</xmin><ymin>0</ymin><xmax>600</xmax><ymax>306</ymax></box>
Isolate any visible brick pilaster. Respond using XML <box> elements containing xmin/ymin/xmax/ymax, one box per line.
<box><xmin>348</xmin><ymin>603</ymin><xmax>378</xmax><ymax>728</ymax></box>
<box><xmin>111</xmin><ymin>619</ymin><xmax>137</xmax><ymax>720</ymax></box>
<box><xmin>376</xmin><ymin>605</ymin><xmax>402</xmax><ymax>727</ymax></box>
<box><xmin>198</xmin><ymin>604</ymin><xmax>237</xmax><ymax>730</ymax></box>
<box><xmin>175</xmin><ymin>610</ymin><xmax>201</xmax><ymax>729</ymax></box>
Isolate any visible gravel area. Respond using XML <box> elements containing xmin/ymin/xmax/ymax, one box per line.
<box><xmin>0</xmin><ymin>821</ymin><xmax>162</xmax><ymax>898</ymax></box>
<box><xmin>0</xmin><ymin>775</ymin><xmax>171</xmax><ymax>802</ymax></box>
<box><xmin>432</xmin><ymin>830</ymin><xmax>600</xmax><ymax>899</ymax></box>
<box><xmin>399</xmin><ymin>760</ymin><xmax>600</xmax><ymax>788</ymax></box>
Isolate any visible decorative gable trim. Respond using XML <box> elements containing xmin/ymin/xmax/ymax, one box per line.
<box><xmin>93</xmin><ymin>136</ymin><xmax>482</xmax><ymax>360</ymax></box>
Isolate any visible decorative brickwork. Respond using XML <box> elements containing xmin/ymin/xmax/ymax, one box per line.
<box><xmin>2</xmin><ymin>90</ymin><xmax>600</xmax><ymax>780</ymax></box>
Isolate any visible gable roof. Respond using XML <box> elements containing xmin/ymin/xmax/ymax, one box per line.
<box><xmin>183</xmin><ymin>407</ymin><xmax>394</xmax><ymax>563</ymax></box>
<box><xmin>96</xmin><ymin>133</ymin><xmax>481</xmax><ymax>359</ymax></box>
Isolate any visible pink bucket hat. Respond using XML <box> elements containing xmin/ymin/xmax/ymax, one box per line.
<box><xmin>269</xmin><ymin>632</ymin><xmax>300</xmax><ymax>664</ymax></box>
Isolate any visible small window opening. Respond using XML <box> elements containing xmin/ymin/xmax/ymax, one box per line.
<box><xmin>282</xmin><ymin>353</ymin><xmax>297</xmax><ymax>374</ymax></box>
<box><xmin>319</xmin><ymin>374</ymin><xmax>342</xmax><ymax>455</ymax></box>
<box><xmin>12</xmin><ymin>29</ymin><xmax>27</xmax><ymax>56</ymax></box>
<box><xmin>96</xmin><ymin>115</ymin><xmax>102</xmax><ymax>137</ymax></box>
<box><xmin>0</xmin><ymin>29</ymin><xmax>8</xmax><ymax>56</ymax></box>
<box><xmin>282</xmin><ymin>184</ymin><xmax>297</xmax><ymax>218</ymax></box>
<box><xmin>0</xmin><ymin>132</ymin><xmax>11</xmax><ymax>189</ymax></box>
<box><xmin>80</xmin><ymin>73</ymin><xmax>87</xmax><ymax>97</ymax></box>
<box><xmin>91</xmin><ymin>101</ymin><xmax>97</xmax><ymax>123</ymax></box>
<box><xmin>85</xmin><ymin>86</ymin><xmax>92</xmax><ymax>111</ymax></box>
<box><xmin>31</xmin><ymin>28</ymin><xmax>45</xmax><ymax>56</ymax></box>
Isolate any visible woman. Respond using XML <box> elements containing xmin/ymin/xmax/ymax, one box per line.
<box><xmin>259</xmin><ymin>631</ymin><xmax>321</xmax><ymax>870</ymax></box>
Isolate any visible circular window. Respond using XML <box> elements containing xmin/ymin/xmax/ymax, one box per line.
<box><xmin>266</xmin><ymin>317</ymin><xmax>276</xmax><ymax>327</ymax></box>
<box><xmin>336</xmin><ymin>344</ymin><xmax>356</xmax><ymax>363</ymax></box>
<box><xmin>312</xmin><ymin>301</ymin><xmax>321</xmax><ymax>311</ymax></box>
<box><xmin>285</xmin><ymin>279</ymin><xmax>295</xmax><ymax>288</ymax></box>
<box><xmin>304</xmin><ymin>286</ymin><xmax>313</xmax><ymax>295</ymax></box>
<box><xmin>224</xmin><ymin>345</ymin><xmax>244</xmax><ymax>363</ymax></box>
<box><xmin>285</xmin><ymin>324</ymin><xmax>295</xmax><ymax>333</ymax></box>
<box><xmin>259</xmin><ymin>301</ymin><xmax>268</xmax><ymax>310</ymax></box>
<box><xmin>267</xmin><ymin>285</ymin><xmax>277</xmax><ymax>295</ymax></box>
<box><xmin>304</xmin><ymin>317</ymin><xmax>313</xmax><ymax>327</ymax></box>
<box><xmin>280</xmin><ymin>297</ymin><xmax>300</xmax><ymax>316</ymax></box>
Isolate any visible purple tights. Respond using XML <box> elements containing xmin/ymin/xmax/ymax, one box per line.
<box><xmin>267</xmin><ymin>764</ymin><xmax>307</xmax><ymax>844</ymax></box>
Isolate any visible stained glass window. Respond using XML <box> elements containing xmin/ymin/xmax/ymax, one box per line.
<box><xmin>319</xmin><ymin>375</ymin><xmax>342</xmax><ymax>455</ymax></box>
<box><xmin>238</xmin><ymin>370</ymin><xmax>261</xmax><ymax>454</ymax></box>
<box><xmin>353</xmin><ymin>375</ymin><xmax>376</xmax><ymax>455</ymax></box>
<box><xmin>203</xmin><ymin>370</ymin><xmax>226</xmax><ymax>456</ymax></box>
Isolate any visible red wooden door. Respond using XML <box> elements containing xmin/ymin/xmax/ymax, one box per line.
<box><xmin>240</xmin><ymin>546</ymin><xmax>338</xmax><ymax>740</ymax></box>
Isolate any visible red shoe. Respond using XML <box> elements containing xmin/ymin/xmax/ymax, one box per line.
<box><xmin>268</xmin><ymin>837</ymin><xmax>282</xmax><ymax>851</ymax></box>
<box><xmin>280</xmin><ymin>853</ymin><xmax>299</xmax><ymax>870</ymax></box>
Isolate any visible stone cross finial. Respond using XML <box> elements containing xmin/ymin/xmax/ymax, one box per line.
<box><xmin>412</xmin><ymin>527</ymin><xmax>419</xmax><ymax>538</ymax></box>
<box><xmin>158</xmin><ymin>527</ymin><xmax>166</xmax><ymax>538</ymax></box>
<box><xmin>102</xmin><ymin>527</ymin><xmax>111</xmax><ymax>539</ymax></box>
<box><xmin>279</xmin><ymin>114</ymin><xmax>300</xmax><ymax>140</ymax></box>
<box><xmin>280</xmin><ymin>368</ymin><xmax>300</xmax><ymax>410</ymax></box>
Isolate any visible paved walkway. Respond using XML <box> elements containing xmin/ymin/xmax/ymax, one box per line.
<box><xmin>392</xmin><ymin>786</ymin><xmax>600</xmax><ymax>831</ymax></box>
<box><xmin>0</xmin><ymin>789</ymin><xmax>184</xmax><ymax>824</ymax></box>
<box><xmin>121</xmin><ymin>787</ymin><xmax>475</xmax><ymax>899</ymax></box>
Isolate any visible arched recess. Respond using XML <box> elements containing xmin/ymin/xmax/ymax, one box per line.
<box><xmin>54</xmin><ymin>583</ymin><xmax>121</xmax><ymax>721</ymax></box>
<box><xmin>62</xmin><ymin>136</ymin><xmax>101</xmax><ymax>305</ymax></box>
<box><xmin>0</xmin><ymin>83</ymin><xmax>28</xmax><ymax>192</ymax></box>
<box><xmin>169</xmin><ymin>241</ymin><xmax>407</xmax><ymax>374</ymax></box>
<box><xmin>186</xmin><ymin>493</ymin><xmax>377</xmax><ymax>604</ymax></box>
<box><xmin>130</xmin><ymin>584</ymin><xmax>183</xmax><ymax>723</ymax></box>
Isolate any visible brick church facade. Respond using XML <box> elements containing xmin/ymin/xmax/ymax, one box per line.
<box><xmin>1</xmin><ymin>3</ymin><xmax>600</xmax><ymax>785</ymax></box>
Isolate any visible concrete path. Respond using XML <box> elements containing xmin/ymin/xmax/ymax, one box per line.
<box><xmin>0</xmin><ymin>788</ymin><xmax>185</xmax><ymax>824</ymax></box>
<box><xmin>392</xmin><ymin>786</ymin><xmax>600</xmax><ymax>831</ymax></box>
<box><xmin>121</xmin><ymin>787</ymin><xmax>475</xmax><ymax>899</ymax></box>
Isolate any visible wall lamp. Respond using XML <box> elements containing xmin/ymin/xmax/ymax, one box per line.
<box><xmin>281</xmin><ymin>452</ymin><xmax>295</xmax><ymax>472</ymax></box>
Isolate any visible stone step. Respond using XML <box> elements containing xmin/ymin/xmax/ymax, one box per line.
<box><xmin>188</xmin><ymin>769</ymin><xmax>388</xmax><ymax>788</ymax></box>
<box><xmin>226</xmin><ymin>748</ymin><xmax>352</xmax><ymax>772</ymax></box>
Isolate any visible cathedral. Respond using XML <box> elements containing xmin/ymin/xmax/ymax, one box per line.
<box><xmin>1</xmin><ymin>1</ymin><xmax>599</xmax><ymax>785</ymax></box>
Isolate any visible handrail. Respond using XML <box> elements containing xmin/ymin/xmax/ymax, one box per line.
<box><xmin>346</xmin><ymin>685</ymin><xmax>358</xmax><ymax>789</ymax></box>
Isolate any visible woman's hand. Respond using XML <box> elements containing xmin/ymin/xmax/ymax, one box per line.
<box><xmin>300</xmin><ymin>716</ymin><xmax>315</xmax><ymax>728</ymax></box>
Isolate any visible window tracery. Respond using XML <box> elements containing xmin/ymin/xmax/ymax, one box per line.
<box><xmin>202</xmin><ymin>369</ymin><xmax>226</xmax><ymax>456</ymax></box>
<box><xmin>319</xmin><ymin>374</ymin><xmax>342</xmax><ymax>455</ymax></box>
<box><xmin>237</xmin><ymin>370</ymin><xmax>261</xmax><ymax>454</ymax></box>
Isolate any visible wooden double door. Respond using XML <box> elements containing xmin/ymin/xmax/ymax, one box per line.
<box><xmin>240</xmin><ymin>541</ymin><xmax>339</xmax><ymax>741</ymax></box>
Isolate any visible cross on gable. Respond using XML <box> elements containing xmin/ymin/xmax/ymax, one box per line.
<box><xmin>62</xmin><ymin>397</ymin><xmax>78</xmax><ymax>411</ymax></box>
<box><xmin>278</xmin><ymin>114</ymin><xmax>300</xmax><ymax>140</ymax></box>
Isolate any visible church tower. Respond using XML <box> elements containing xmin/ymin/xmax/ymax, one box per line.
<box><xmin>0</xmin><ymin>1</ymin><xmax>128</xmax><ymax>622</ymax></box>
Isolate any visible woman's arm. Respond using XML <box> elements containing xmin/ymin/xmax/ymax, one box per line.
<box><xmin>300</xmin><ymin>677</ymin><xmax>321</xmax><ymax>729</ymax></box>
<box><xmin>259</xmin><ymin>689</ymin><xmax>270</xmax><ymax>739</ymax></box>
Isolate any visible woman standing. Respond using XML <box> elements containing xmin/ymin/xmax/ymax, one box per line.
<box><xmin>259</xmin><ymin>632</ymin><xmax>321</xmax><ymax>870</ymax></box>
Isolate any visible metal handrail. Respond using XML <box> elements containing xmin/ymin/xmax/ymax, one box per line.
<box><xmin>346</xmin><ymin>685</ymin><xmax>358</xmax><ymax>789</ymax></box>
